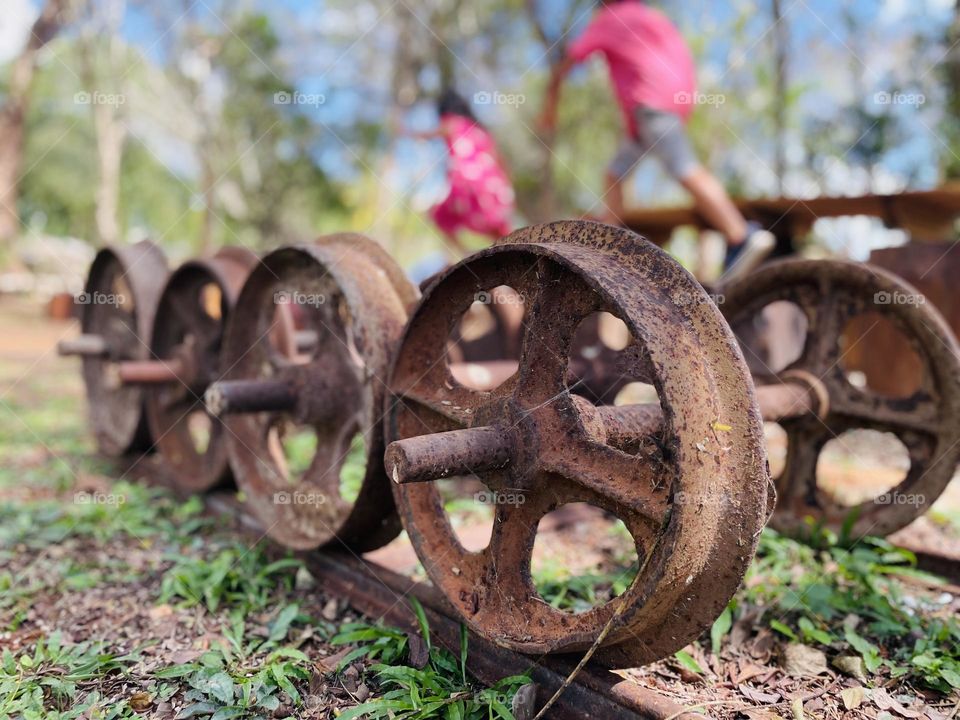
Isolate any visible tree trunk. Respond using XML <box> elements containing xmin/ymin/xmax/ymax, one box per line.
<box><xmin>0</xmin><ymin>0</ymin><xmax>68</xmax><ymax>244</ymax></box>
<box><xmin>771</xmin><ymin>0</ymin><xmax>788</xmax><ymax>194</ymax></box>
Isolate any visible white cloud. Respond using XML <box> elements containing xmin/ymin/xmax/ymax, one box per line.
<box><xmin>0</xmin><ymin>0</ymin><xmax>38</xmax><ymax>64</ymax></box>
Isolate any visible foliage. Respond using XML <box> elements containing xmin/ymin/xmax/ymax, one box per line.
<box><xmin>729</xmin><ymin>528</ymin><xmax>960</xmax><ymax>693</ymax></box>
<box><xmin>0</xmin><ymin>482</ymin><xmax>205</xmax><ymax>549</ymax></box>
<box><xmin>0</xmin><ymin>632</ymin><xmax>140</xmax><ymax>719</ymax></box>
<box><xmin>159</xmin><ymin>544</ymin><xmax>302</xmax><ymax>613</ymax></box>
<box><xmin>331</xmin><ymin>599</ymin><xmax>531</xmax><ymax>720</ymax></box>
<box><xmin>153</xmin><ymin>608</ymin><xmax>313</xmax><ymax>720</ymax></box>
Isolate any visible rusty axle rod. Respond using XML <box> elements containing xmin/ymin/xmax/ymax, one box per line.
<box><xmin>57</xmin><ymin>334</ymin><xmax>109</xmax><ymax>357</ymax></box>
<box><xmin>115</xmin><ymin>358</ymin><xmax>186</xmax><ymax>385</ymax></box>
<box><xmin>204</xmin><ymin>379</ymin><xmax>298</xmax><ymax>416</ymax></box>
<box><xmin>387</xmin><ymin>377</ymin><xmax>825</xmax><ymax>485</ymax></box>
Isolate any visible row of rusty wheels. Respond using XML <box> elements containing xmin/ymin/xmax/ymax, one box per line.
<box><xmin>59</xmin><ymin>222</ymin><xmax>960</xmax><ymax>670</ymax></box>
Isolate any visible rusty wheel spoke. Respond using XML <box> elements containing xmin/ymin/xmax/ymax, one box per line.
<box><xmin>478</xmin><ymin>491</ymin><xmax>555</xmax><ymax>601</ymax></box>
<box><xmin>829</xmin><ymin>393</ymin><xmax>940</xmax><ymax>436</ymax></box>
<box><xmin>539</xmin><ymin>439</ymin><xmax>671</xmax><ymax>531</ymax></box>
<box><xmin>394</xmin><ymin>385</ymin><xmax>475</xmax><ymax>429</ymax></box>
<box><xmin>516</xmin><ymin>259</ymin><xmax>600</xmax><ymax>404</ymax></box>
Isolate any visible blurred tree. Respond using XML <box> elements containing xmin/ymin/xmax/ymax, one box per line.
<box><xmin>943</xmin><ymin>0</ymin><xmax>960</xmax><ymax>179</ymax></box>
<box><xmin>76</xmin><ymin>0</ymin><xmax>128</xmax><ymax>245</ymax></box>
<box><xmin>0</xmin><ymin>0</ymin><xmax>74</xmax><ymax>249</ymax></box>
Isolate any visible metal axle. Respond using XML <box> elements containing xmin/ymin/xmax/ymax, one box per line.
<box><xmin>116</xmin><ymin>358</ymin><xmax>186</xmax><ymax>385</ymax></box>
<box><xmin>387</xmin><ymin>376</ymin><xmax>826</xmax><ymax>485</ymax></box>
<box><xmin>205</xmin><ymin>379</ymin><xmax>298</xmax><ymax>416</ymax></box>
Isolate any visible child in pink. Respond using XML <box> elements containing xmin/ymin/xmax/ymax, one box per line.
<box><xmin>541</xmin><ymin>0</ymin><xmax>774</xmax><ymax>283</ymax></box>
<box><xmin>412</xmin><ymin>90</ymin><xmax>515</xmax><ymax>256</ymax></box>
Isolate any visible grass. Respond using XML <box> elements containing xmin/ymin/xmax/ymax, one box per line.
<box><xmin>331</xmin><ymin>599</ymin><xmax>532</xmax><ymax>720</ymax></box>
<box><xmin>709</xmin><ymin>527</ymin><xmax>960</xmax><ymax>693</ymax></box>
<box><xmin>158</xmin><ymin>545</ymin><xmax>302</xmax><ymax>613</ymax></box>
<box><xmin>0</xmin><ymin>633</ymin><xmax>141</xmax><ymax>719</ymax></box>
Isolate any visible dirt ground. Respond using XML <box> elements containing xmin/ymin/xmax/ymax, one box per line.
<box><xmin>2</xmin><ymin>295</ymin><xmax>960</xmax><ymax>719</ymax></box>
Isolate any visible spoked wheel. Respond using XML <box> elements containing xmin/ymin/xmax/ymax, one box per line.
<box><xmin>141</xmin><ymin>247</ymin><xmax>259</xmax><ymax>492</ymax></box>
<box><xmin>59</xmin><ymin>241</ymin><xmax>169</xmax><ymax>456</ymax></box>
<box><xmin>210</xmin><ymin>234</ymin><xmax>415</xmax><ymax>551</ymax></box>
<box><xmin>722</xmin><ymin>259</ymin><xmax>960</xmax><ymax>538</ymax></box>
<box><xmin>384</xmin><ymin>221</ymin><xmax>770</xmax><ymax>667</ymax></box>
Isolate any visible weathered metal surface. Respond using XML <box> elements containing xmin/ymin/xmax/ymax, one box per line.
<box><xmin>142</xmin><ymin>247</ymin><xmax>259</xmax><ymax>493</ymax></box>
<box><xmin>218</xmin><ymin>234</ymin><xmax>416</xmax><ymax>551</ymax></box>
<box><xmin>76</xmin><ymin>241</ymin><xmax>169</xmax><ymax>456</ymax></box>
<box><xmin>384</xmin><ymin>220</ymin><xmax>770</xmax><ymax>668</ymax></box>
<box><xmin>722</xmin><ymin>259</ymin><xmax>960</xmax><ymax>538</ymax></box>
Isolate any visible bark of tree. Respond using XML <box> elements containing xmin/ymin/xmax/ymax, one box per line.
<box><xmin>771</xmin><ymin>0</ymin><xmax>788</xmax><ymax>194</ymax></box>
<box><xmin>80</xmin><ymin>0</ymin><xmax>128</xmax><ymax>246</ymax></box>
<box><xmin>0</xmin><ymin>0</ymin><xmax>69</xmax><ymax>245</ymax></box>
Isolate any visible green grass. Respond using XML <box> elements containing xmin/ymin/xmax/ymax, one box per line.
<box><xmin>709</xmin><ymin>528</ymin><xmax>960</xmax><ymax>693</ymax></box>
<box><xmin>152</xmin><ymin>607</ymin><xmax>316</xmax><ymax>720</ymax></box>
<box><xmin>331</xmin><ymin>599</ymin><xmax>531</xmax><ymax>720</ymax></box>
<box><xmin>158</xmin><ymin>544</ymin><xmax>302</xmax><ymax>613</ymax></box>
<box><xmin>0</xmin><ymin>632</ymin><xmax>141</xmax><ymax>719</ymax></box>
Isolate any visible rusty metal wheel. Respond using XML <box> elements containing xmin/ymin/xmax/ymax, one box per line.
<box><xmin>59</xmin><ymin>241</ymin><xmax>169</xmax><ymax>456</ymax></box>
<box><xmin>384</xmin><ymin>221</ymin><xmax>770</xmax><ymax>667</ymax></box>
<box><xmin>210</xmin><ymin>234</ymin><xmax>414</xmax><ymax>551</ymax></box>
<box><xmin>140</xmin><ymin>247</ymin><xmax>259</xmax><ymax>492</ymax></box>
<box><xmin>722</xmin><ymin>259</ymin><xmax>960</xmax><ymax>538</ymax></box>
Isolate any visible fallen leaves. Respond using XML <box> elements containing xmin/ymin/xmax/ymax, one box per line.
<box><xmin>781</xmin><ymin>644</ymin><xmax>829</xmax><ymax>677</ymax></box>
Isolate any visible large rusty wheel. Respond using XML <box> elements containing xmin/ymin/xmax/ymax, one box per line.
<box><xmin>213</xmin><ymin>234</ymin><xmax>414</xmax><ymax>551</ymax></box>
<box><xmin>142</xmin><ymin>248</ymin><xmax>259</xmax><ymax>492</ymax></box>
<box><xmin>60</xmin><ymin>241</ymin><xmax>169</xmax><ymax>456</ymax></box>
<box><xmin>384</xmin><ymin>221</ymin><xmax>770</xmax><ymax>667</ymax></box>
<box><xmin>722</xmin><ymin>259</ymin><xmax>960</xmax><ymax>538</ymax></box>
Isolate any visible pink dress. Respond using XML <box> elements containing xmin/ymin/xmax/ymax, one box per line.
<box><xmin>431</xmin><ymin>114</ymin><xmax>515</xmax><ymax>239</ymax></box>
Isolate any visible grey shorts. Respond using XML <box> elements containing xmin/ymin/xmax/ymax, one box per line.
<box><xmin>608</xmin><ymin>107</ymin><xmax>700</xmax><ymax>181</ymax></box>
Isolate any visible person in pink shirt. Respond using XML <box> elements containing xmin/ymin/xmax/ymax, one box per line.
<box><xmin>409</xmin><ymin>89</ymin><xmax>516</xmax><ymax>257</ymax></box>
<box><xmin>540</xmin><ymin>0</ymin><xmax>773</xmax><ymax>281</ymax></box>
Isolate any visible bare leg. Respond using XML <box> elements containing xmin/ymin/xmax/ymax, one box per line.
<box><xmin>680</xmin><ymin>166</ymin><xmax>748</xmax><ymax>244</ymax></box>
<box><xmin>602</xmin><ymin>170</ymin><xmax>627</xmax><ymax>225</ymax></box>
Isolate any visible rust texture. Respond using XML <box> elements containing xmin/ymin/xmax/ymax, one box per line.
<box><xmin>721</xmin><ymin>259</ymin><xmax>960</xmax><ymax>538</ymax></box>
<box><xmin>142</xmin><ymin>247</ymin><xmax>259</xmax><ymax>493</ymax></box>
<box><xmin>74</xmin><ymin>241</ymin><xmax>169</xmax><ymax>456</ymax></box>
<box><xmin>384</xmin><ymin>220</ymin><xmax>771</xmax><ymax>668</ymax></box>
<box><xmin>217</xmin><ymin>233</ymin><xmax>417</xmax><ymax>551</ymax></box>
